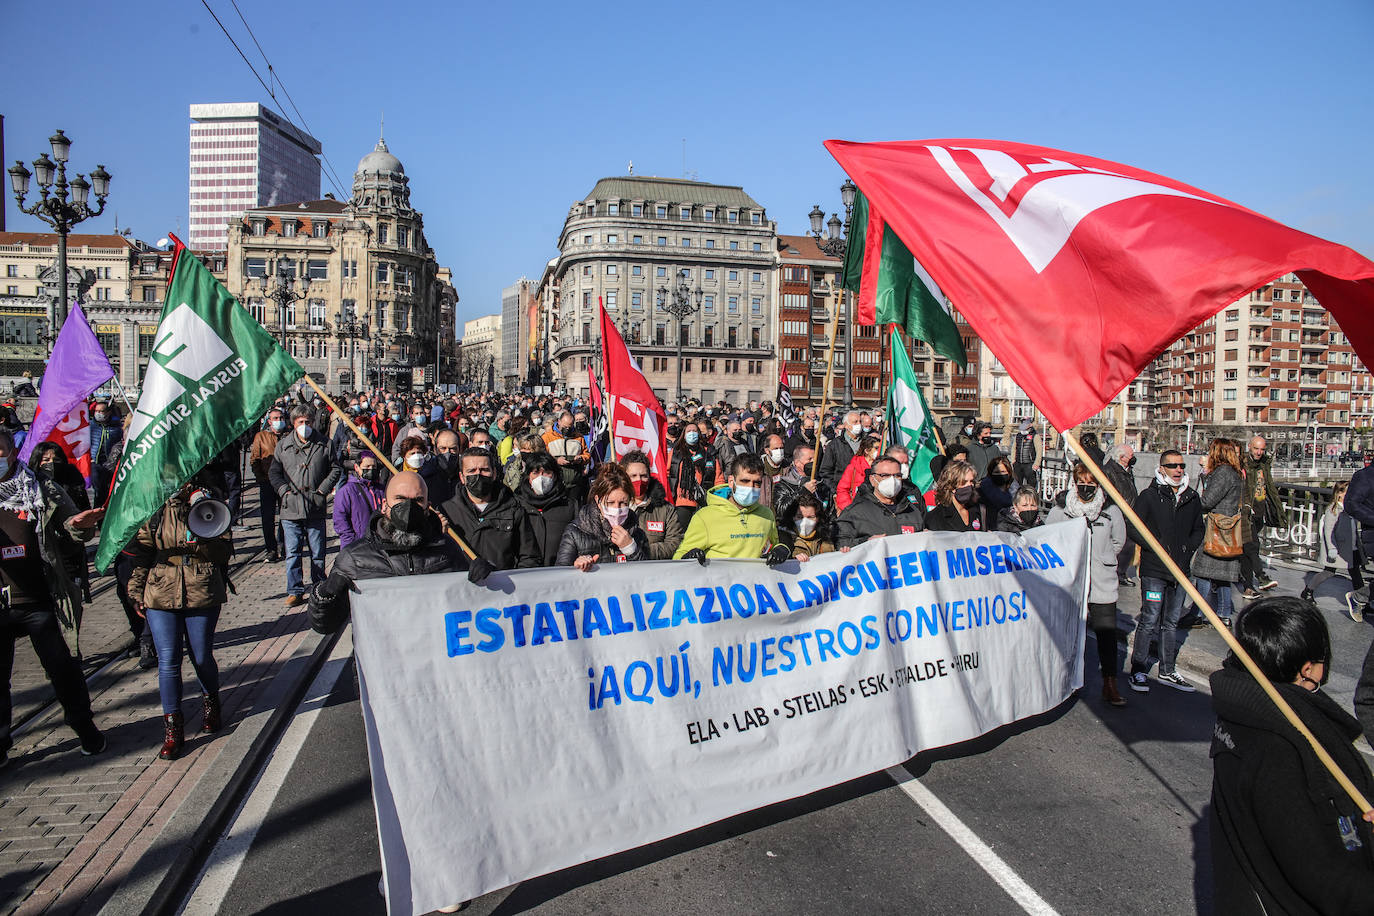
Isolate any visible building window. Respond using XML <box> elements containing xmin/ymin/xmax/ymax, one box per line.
<box><xmin>583</xmin><ymin>290</ymin><xmax>592</xmax><ymax>307</ymax></box>
<box><xmin>704</xmin><ymin>327</ymin><xmax>714</xmax><ymax>346</ymax></box>
<box><xmin>729</xmin><ymin>270</ymin><xmax>739</xmax><ymax>281</ymax></box>
<box><xmin>681</xmin><ymin>237</ymin><xmax>691</xmax><ymax>247</ymax></box>
<box><xmin>656</xmin><ymin>267</ymin><xmax>667</xmax><ymax>278</ymax></box>
<box><xmin>704</xmin><ymin>209</ymin><xmax>715</xmax><ymax>222</ymax></box>
<box><xmin>282</xmin><ymin>221</ymin><xmax>297</xmax><ymax>238</ymax></box>
<box><xmin>249</xmin><ymin>299</ymin><xmax>266</xmax><ymax>324</ymax></box>
<box><xmin>245</xmin><ymin>257</ymin><xmax>267</xmax><ymax>278</ymax></box>
<box><xmin>632</xmin><ymin>265</ymin><xmax>642</xmax><ymax>276</ymax></box>
<box><xmin>657</xmin><ymin>236</ymin><xmax>667</xmax><ymax>246</ymax></box>
<box><xmin>703</xmin><ymin>295</ymin><xmax>715</xmax><ymax>314</ymax></box>
<box><xmin>312</xmin><ymin>221</ymin><xmax>327</xmax><ymax>238</ymax></box>
<box><xmin>752</xmin><ymin>242</ymin><xmax>762</xmax><ymax>251</ymax></box>
<box><xmin>376</xmin><ymin>303</ymin><xmax>387</xmax><ymax>329</ymax></box>
<box><xmin>378</xmin><ymin>223</ymin><xmax>389</xmax><ymax>244</ymax></box>
<box><xmin>728</xmin><ymin>327</ymin><xmax>738</xmax><ymax>347</ymax></box>
<box><xmin>4</xmin><ymin>266</ymin><xmax>16</xmax><ymax>278</ymax></box>
<box><xmin>751</xmin><ymin>213</ymin><xmax>761</xmax><ymax>225</ymax></box>
<box><xmin>728</xmin><ymin>296</ymin><xmax>739</xmax><ymax>314</ymax></box>
<box><xmin>631</xmin><ymin>291</ymin><xmax>642</xmax><ymax>308</ymax></box>
<box><xmin>751</xmin><ymin>327</ymin><xmax>761</xmax><ymax>349</ymax></box>
<box><xmin>309</xmin><ymin>300</ymin><xmax>327</xmax><ymax>329</ymax></box>
<box><xmin>751</xmin><ymin>297</ymin><xmax>762</xmax><ymax>314</ymax></box>
<box><xmin>729</xmin><ymin>241</ymin><xmax>739</xmax><ymax>250</ymax></box>
<box><xmin>607</xmin><ymin>234</ymin><xmax>618</xmax><ymax>244</ymax></box>
<box><xmin>397</xmin><ymin>227</ymin><xmax>409</xmax><ymax>248</ymax></box>
<box><xmin>680</xmin><ymin>206</ymin><xmax>691</xmax><ymax>221</ymax></box>
<box><xmin>307</xmin><ymin>260</ymin><xmax>328</xmax><ymax>280</ymax></box>
<box><xmin>250</xmin><ymin>219</ymin><xmax>265</xmax><ymax>236</ymax></box>
<box><xmin>632</xmin><ymin>235</ymin><xmax>643</xmax><ymax>245</ymax></box>
<box><xmin>728</xmin><ymin>211</ymin><xmax>738</xmax><ymax>224</ymax></box>
<box><xmin>656</xmin><ymin>206</ymin><xmax>668</xmax><ymax>219</ymax></box>
<box><xmin>582</xmin><ymin>323</ymin><xmax>591</xmax><ymax>344</ymax></box>
<box><xmin>606</xmin><ymin>290</ymin><xmax>618</xmax><ymax>307</ymax></box>
<box><xmin>142</xmin><ymin>286</ymin><xmax>157</xmax><ymax>303</ymax></box>
<box><xmin>376</xmin><ymin>263</ymin><xmax>389</xmax><ymax>283</ymax></box>
<box><xmin>583</xmin><ymin>265</ymin><xmax>592</xmax><ymax>277</ymax></box>
<box><xmin>656</xmin><ymin>324</ymin><xmax>666</xmax><ymax>344</ymax></box>
<box><xmin>606</xmin><ymin>264</ymin><xmax>618</xmax><ymax>275</ymax></box>
<box><xmin>633</xmin><ymin>204</ymin><xmax>643</xmax><ymax>217</ymax></box>
<box><xmin>4</xmin><ymin>285</ymin><xmax>15</xmax><ymax>295</ymax></box>
<box><xmin>751</xmin><ymin>272</ymin><xmax>762</xmax><ymax>283</ymax></box>
<box><xmin>608</xmin><ymin>203</ymin><xmax>619</xmax><ymax>215</ymax></box>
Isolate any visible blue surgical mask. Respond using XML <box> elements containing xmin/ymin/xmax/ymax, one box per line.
<box><xmin>685</xmin><ymin>430</ymin><xmax>700</xmax><ymax>445</ymax></box>
<box><xmin>270</xmin><ymin>419</ymin><xmax>285</xmax><ymax>433</ymax></box>
<box><xmin>0</xmin><ymin>457</ymin><xmax>9</xmax><ymax>478</ymax></box>
<box><xmin>733</xmin><ymin>485</ymin><xmax>760</xmax><ymax>507</ymax></box>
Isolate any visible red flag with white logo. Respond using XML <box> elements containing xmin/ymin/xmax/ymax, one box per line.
<box><xmin>32</xmin><ymin>403</ymin><xmax>94</xmax><ymax>484</ymax></box>
<box><xmin>598</xmin><ymin>304</ymin><xmax>668</xmax><ymax>491</ymax></box>
<box><xmin>825</xmin><ymin>138</ymin><xmax>1374</xmax><ymax>430</ymax></box>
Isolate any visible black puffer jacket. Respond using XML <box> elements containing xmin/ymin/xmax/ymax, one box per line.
<box><xmin>835</xmin><ymin>483</ymin><xmax>925</xmax><ymax>548</ymax></box>
<box><xmin>555</xmin><ymin>504</ymin><xmax>649</xmax><ymax>566</ymax></box>
<box><xmin>1128</xmin><ymin>479</ymin><xmax>1203</xmax><ymax>583</ymax></box>
<box><xmin>440</xmin><ymin>482</ymin><xmax>540</xmax><ymax>570</ymax></box>
<box><xmin>1210</xmin><ymin>660</ymin><xmax>1374</xmax><ymax>915</ymax></box>
<box><xmin>309</xmin><ymin>513</ymin><xmax>466</xmax><ymax>634</ymax></box>
<box><xmin>515</xmin><ymin>476</ymin><xmax>580</xmax><ymax>567</ymax></box>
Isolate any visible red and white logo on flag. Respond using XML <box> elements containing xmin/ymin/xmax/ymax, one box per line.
<box><xmin>599</xmin><ymin>303</ymin><xmax>668</xmax><ymax>492</ymax></box>
<box><xmin>826</xmin><ymin>138</ymin><xmax>1374</xmax><ymax>430</ymax></box>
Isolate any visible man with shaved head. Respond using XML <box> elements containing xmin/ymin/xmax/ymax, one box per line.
<box><xmin>308</xmin><ymin>471</ymin><xmax>467</xmax><ymax>634</ymax></box>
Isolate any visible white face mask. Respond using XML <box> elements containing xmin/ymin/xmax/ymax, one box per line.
<box><xmin>531</xmin><ymin>474</ymin><xmax>554</xmax><ymax>496</ymax></box>
<box><xmin>795</xmin><ymin>517</ymin><xmax>818</xmax><ymax>536</ymax></box>
<box><xmin>602</xmin><ymin>505</ymin><xmax>630</xmax><ymax>527</ymax></box>
<box><xmin>404</xmin><ymin>452</ymin><xmax>425</xmax><ymax>470</ymax></box>
<box><xmin>849</xmin><ymin>424</ymin><xmax>862</xmax><ymax>437</ymax></box>
<box><xmin>901</xmin><ymin>462</ymin><xmax>910</xmax><ymax>479</ymax></box>
<box><xmin>296</xmin><ymin>423</ymin><xmax>312</xmax><ymax>439</ymax></box>
<box><xmin>877</xmin><ymin>476</ymin><xmax>903</xmax><ymax>499</ymax></box>
<box><xmin>768</xmin><ymin>448</ymin><xmax>784</xmax><ymax>464</ymax></box>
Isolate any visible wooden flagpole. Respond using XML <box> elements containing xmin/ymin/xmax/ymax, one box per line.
<box><xmin>1060</xmin><ymin>426</ymin><xmax>1372</xmax><ymax>816</ymax></box>
<box><xmin>810</xmin><ymin>288</ymin><xmax>844</xmax><ymax>482</ymax></box>
<box><xmin>301</xmin><ymin>375</ymin><xmax>477</xmax><ymax>560</ymax></box>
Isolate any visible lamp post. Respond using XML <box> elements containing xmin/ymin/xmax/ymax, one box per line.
<box><xmin>335</xmin><ymin>302</ymin><xmax>366</xmax><ymax>392</ymax></box>
<box><xmin>808</xmin><ymin>178</ymin><xmax>858</xmax><ymax>404</ymax></box>
<box><xmin>1185</xmin><ymin>415</ymin><xmax>1194</xmax><ymax>456</ymax></box>
<box><xmin>371</xmin><ymin>336</ymin><xmax>387</xmax><ymax>389</ymax></box>
<box><xmin>259</xmin><ymin>262</ymin><xmax>310</xmax><ymax>348</ymax></box>
<box><xmin>656</xmin><ymin>269</ymin><xmax>703</xmax><ymax>404</ymax></box>
<box><xmin>1310</xmin><ymin>418</ymin><xmax>1320</xmax><ymax>474</ymax></box>
<box><xmin>9</xmin><ymin>130</ymin><xmax>111</xmax><ymax>339</ymax></box>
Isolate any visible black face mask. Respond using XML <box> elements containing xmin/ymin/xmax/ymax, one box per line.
<box><xmin>1127</xmin><ymin>456</ymin><xmax>1138</xmax><ymax>469</ymax></box>
<box><xmin>575</xmin><ymin>421</ymin><xmax>590</xmax><ymax>436</ymax></box>
<box><xmin>559</xmin><ymin>425</ymin><xmax>575</xmax><ymax>437</ymax></box>
<box><xmin>1077</xmin><ymin>484</ymin><xmax>1099</xmax><ymax>502</ymax></box>
<box><xmin>436</xmin><ymin>453</ymin><xmax>458</xmax><ymax>473</ymax></box>
<box><xmin>465</xmin><ymin>474</ymin><xmax>497</xmax><ymax>500</ymax></box>
<box><xmin>954</xmin><ymin>485</ymin><xmax>977</xmax><ymax>506</ymax></box>
<box><xmin>979</xmin><ymin>436</ymin><xmax>992</xmax><ymax>445</ymax></box>
<box><xmin>1018</xmin><ymin>509</ymin><xmax>1039</xmax><ymax>527</ymax></box>
<box><xmin>667</xmin><ymin>425</ymin><xmax>682</xmax><ymax>439</ymax></box>
<box><xmin>990</xmin><ymin>472</ymin><xmax>1012</xmax><ymax>486</ymax></box>
<box><xmin>389</xmin><ymin>498</ymin><xmax>427</xmax><ymax>533</ymax></box>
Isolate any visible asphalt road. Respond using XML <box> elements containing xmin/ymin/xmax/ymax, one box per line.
<box><xmin>177</xmin><ymin>556</ymin><xmax>1374</xmax><ymax>916</ymax></box>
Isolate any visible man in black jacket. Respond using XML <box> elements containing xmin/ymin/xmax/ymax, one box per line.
<box><xmin>818</xmin><ymin>411</ymin><xmax>861</xmax><ymax>490</ymax></box>
<box><xmin>836</xmin><ymin>457</ymin><xmax>925</xmax><ymax>548</ymax></box>
<box><xmin>440</xmin><ymin>448</ymin><xmax>539</xmax><ymax>571</ymax></box>
<box><xmin>1126</xmin><ymin>450</ymin><xmax>1204</xmax><ymax>693</ymax></box>
<box><xmin>270</xmin><ymin>405</ymin><xmax>341</xmax><ymax>608</ymax></box>
<box><xmin>309</xmin><ymin>471</ymin><xmax>467</xmax><ymax>634</ymax></box>
<box><xmin>1342</xmin><ymin>458</ymin><xmax>1374</xmax><ymax>617</ymax></box>
<box><xmin>1103</xmin><ymin>443</ymin><xmax>1140</xmax><ymax>585</ymax></box>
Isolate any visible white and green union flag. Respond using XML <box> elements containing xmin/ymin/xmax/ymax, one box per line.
<box><xmin>886</xmin><ymin>327</ymin><xmax>940</xmax><ymax>493</ymax></box>
<box><xmin>95</xmin><ymin>238</ymin><xmax>303</xmax><ymax>571</ymax></box>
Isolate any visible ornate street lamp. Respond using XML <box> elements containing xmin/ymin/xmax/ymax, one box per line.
<box><xmin>335</xmin><ymin>301</ymin><xmax>367</xmax><ymax>391</ymax></box>
<box><xmin>656</xmin><ymin>269</ymin><xmax>703</xmax><ymax>403</ymax></box>
<box><xmin>807</xmin><ymin>178</ymin><xmax>859</xmax><ymax>402</ymax></box>
<box><xmin>9</xmin><ymin>129</ymin><xmax>112</xmax><ymax>341</ymax></box>
<box><xmin>259</xmin><ymin>262</ymin><xmax>310</xmax><ymax>347</ymax></box>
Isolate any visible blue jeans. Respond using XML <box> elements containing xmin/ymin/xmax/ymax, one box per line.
<box><xmin>144</xmin><ymin>606</ymin><xmax>220</xmax><ymax>716</ymax></box>
<box><xmin>281</xmin><ymin>518</ymin><xmax>326</xmax><ymax>598</ymax></box>
<box><xmin>1131</xmin><ymin>576</ymin><xmax>1187</xmax><ymax>676</ymax></box>
<box><xmin>258</xmin><ymin>481</ymin><xmax>281</xmax><ymax>555</ymax></box>
<box><xmin>1192</xmin><ymin>577</ymin><xmax>1234</xmax><ymax>621</ymax></box>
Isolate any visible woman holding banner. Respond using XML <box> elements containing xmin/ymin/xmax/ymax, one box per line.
<box><xmin>556</xmin><ymin>464</ymin><xmax>648</xmax><ymax>571</ymax></box>
<box><xmin>1048</xmin><ymin>462</ymin><xmax>1128</xmax><ymax>707</ymax></box>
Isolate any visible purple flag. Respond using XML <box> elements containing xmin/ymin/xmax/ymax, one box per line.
<box><xmin>19</xmin><ymin>303</ymin><xmax>114</xmax><ymax>465</ymax></box>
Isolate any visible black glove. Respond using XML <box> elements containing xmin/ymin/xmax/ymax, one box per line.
<box><xmin>681</xmin><ymin>547</ymin><xmax>707</xmax><ymax>566</ymax></box>
<box><xmin>468</xmin><ymin>555</ymin><xmax>495</xmax><ymax>584</ymax></box>
<box><xmin>765</xmin><ymin>544</ymin><xmax>792</xmax><ymax>567</ymax></box>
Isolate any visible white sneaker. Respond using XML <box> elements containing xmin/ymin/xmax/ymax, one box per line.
<box><xmin>1128</xmin><ymin>672</ymin><xmax>1150</xmax><ymax>693</ymax></box>
<box><xmin>437</xmin><ymin>905</ymin><xmax>469</xmax><ymax>913</ymax></box>
<box><xmin>1157</xmin><ymin>671</ymin><xmax>1196</xmax><ymax>692</ymax></box>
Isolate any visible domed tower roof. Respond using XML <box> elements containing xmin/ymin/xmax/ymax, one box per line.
<box><xmin>356</xmin><ymin>137</ymin><xmax>404</xmax><ymax>177</ymax></box>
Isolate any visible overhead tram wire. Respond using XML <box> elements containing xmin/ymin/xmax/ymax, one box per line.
<box><xmin>226</xmin><ymin>0</ymin><xmax>352</xmax><ymax>198</ymax></box>
<box><xmin>199</xmin><ymin>0</ymin><xmax>350</xmax><ymax>201</ymax></box>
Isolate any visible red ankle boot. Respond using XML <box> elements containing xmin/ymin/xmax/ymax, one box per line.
<box><xmin>202</xmin><ymin>694</ymin><xmax>222</xmax><ymax>733</ymax></box>
<box><xmin>159</xmin><ymin>712</ymin><xmax>184</xmax><ymax>760</ymax></box>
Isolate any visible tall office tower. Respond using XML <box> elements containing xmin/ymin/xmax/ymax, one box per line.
<box><xmin>188</xmin><ymin>103</ymin><xmax>322</xmax><ymax>253</ymax></box>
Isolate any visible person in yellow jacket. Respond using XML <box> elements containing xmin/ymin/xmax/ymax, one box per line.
<box><xmin>674</xmin><ymin>453</ymin><xmax>780</xmax><ymax>561</ymax></box>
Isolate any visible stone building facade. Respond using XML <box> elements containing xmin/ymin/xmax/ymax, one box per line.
<box><xmin>544</xmin><ymin>176</ymin><xmax>778</xmax><ymax>404</ymax></box>
<box><xmin>223</xmin><ymin>137</ymin><xmax>446</xmax><ymax>393</ymax></box>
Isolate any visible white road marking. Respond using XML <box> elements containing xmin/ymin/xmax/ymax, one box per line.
<box><xmin>886</xmin><ymin>766</ymin><xmax>1061</xmax><ymax>916</ymax></box>
<box><xmin>178</xmin><ymin>630</ymin><xmax>355</xmax><ymax>916</ymax></box>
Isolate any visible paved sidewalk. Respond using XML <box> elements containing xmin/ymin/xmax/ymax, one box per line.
<box><xmin>0</xmin><ymin>496</ymin><xmax>333</xmax><ymax>916</ymax></box>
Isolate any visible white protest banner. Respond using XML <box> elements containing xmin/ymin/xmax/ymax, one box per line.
<box><xmin>351</xmin><ymin>521</ymin><xmax>1089</xmax><ymax>916</ymax></box>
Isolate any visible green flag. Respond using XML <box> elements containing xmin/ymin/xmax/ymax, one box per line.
<box><xmin>842</xmin><ymin>189</ymin><xmax>967</xmax><ymax>367</ymax></box>
<box><xmin>886</xmin><ymin>328</ymin><xmax>940</xmax><ymax>493</ymax></box>
<box><xmin>94</xmin><ymin>239</ymin><xmax>303</xmax><ymax>571</ymax></box>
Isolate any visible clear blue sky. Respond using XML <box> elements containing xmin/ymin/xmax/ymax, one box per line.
<box><xmin>5</xmin><ymin>0</ymin><xmax>1371</xmax><ymax>329</ymax></box>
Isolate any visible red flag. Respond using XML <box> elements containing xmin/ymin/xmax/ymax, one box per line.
<box><xmin>31</xmin><ymin>403</ymin><xmax>93</xmax><ymax>483</ymax></box>
<box><xmin>598</xmin><ymin>304</ymin><xmax>668</xmax><ymax>492</ymax></box>
<box><xmin>825</xmin><ymin>138</ymin><xmax>1374</xmax><ymax>431</ymax></box>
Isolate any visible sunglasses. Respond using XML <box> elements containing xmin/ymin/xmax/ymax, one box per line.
<box><xmin>1161</xmin><ymin>462</ymin><xmax>1186</xmax><ymax>469</ymax></box>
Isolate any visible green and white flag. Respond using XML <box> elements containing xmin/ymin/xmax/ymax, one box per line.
<box><xmin>95</xmin><ymin>237</ymin><xmax>303</xmax><ymax>571</ymax></box>
<box><xmin>842</xmin><ymin>189</ymin><xmax>967</xmax><ymax>367</ymax></box>
<box><xmin>886</xmin><ymin>328</ymin><xmax>940</xmax><ymax>493</ymax></box>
